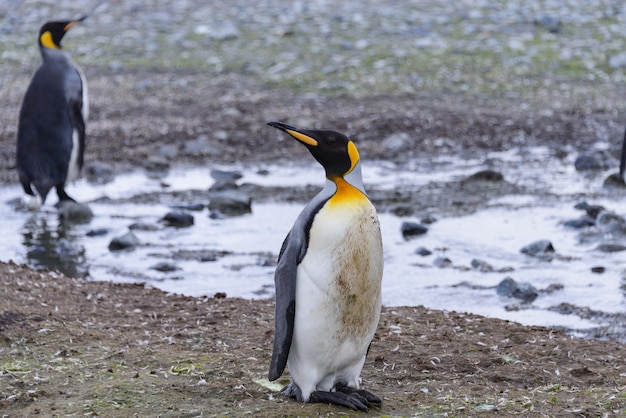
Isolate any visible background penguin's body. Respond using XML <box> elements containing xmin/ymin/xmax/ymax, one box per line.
<box><xmin>267</xmin><ymin>122</ymin><xmax>383</xmax><ymax>411</ymax></box>
<box><xmin>17</xmin><ymin>18</ymin><xmax>88</xmax><ymax>204</ymax></box>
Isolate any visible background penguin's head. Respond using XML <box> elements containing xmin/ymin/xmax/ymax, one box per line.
<box><xmin>268</xmin><ymin>121</ymin><xmax>360</xmax><ymax>180</ymax></box>
<box><xmin>38</xmin><ymin>17</ymin><xmax>86</xmax><ymax>50</ymax></box>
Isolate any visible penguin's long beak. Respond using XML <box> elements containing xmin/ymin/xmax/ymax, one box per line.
<box><xmin>267</xmin><ymin>121</ymin><xmax>318</xmax><ymax>147</ymax></box>
<box><xmin>64</xmin><ymin>16</ymin><xmax>87</xmax><ymax>32</ymax></box>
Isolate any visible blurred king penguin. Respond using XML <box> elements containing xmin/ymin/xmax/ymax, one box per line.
<box><xmin>16</xmin><ymin>17</ymin><xmax>88</xmax><ymax>205</ymax></box>
<box><xmin>267</xmin><ymin>122</ymin><xmax>383</xmax><ymax>411</ymax></box>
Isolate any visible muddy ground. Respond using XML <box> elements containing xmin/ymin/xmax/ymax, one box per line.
<box><xmin>0</xmin><ymin>66</ymin><xmax>625</xmax><ymax>416</ymax></box>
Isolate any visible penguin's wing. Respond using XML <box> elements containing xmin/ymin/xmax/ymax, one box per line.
<box><xmin>268</xmin><ymin>193</ymin><xmax>329</xmax><ymax>381</ymax></box>
<box><xmin>268</xmin><ymin>229</ymin><xmax>301</xmax><ymax>381</ymax></box>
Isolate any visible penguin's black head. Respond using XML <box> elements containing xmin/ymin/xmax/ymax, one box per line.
<box><xmin>268</xmin><ymin>121</ymin><xmax>360</xmax><ymax>179</ymax></box>
<box><xmin>38</xmin><ymin>17</ymin><xmax>86</xmax><ymax>50</ymax></box>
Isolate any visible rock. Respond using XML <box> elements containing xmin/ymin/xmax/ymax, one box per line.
<box><xmin>574</xmin><ymin>150</ymin><xmax>611</xmax><ymax>171</ymax></box>
<box><xmin>57</xmin><ymin>201</ymin><xmax>94</xmax><ymax>224</ymax></box>
<box><xmin>595</xmin><ymin>243</ymin><xmax>626</xmax><ymax>253</ymax></box>
<box><xmin>591</xmin><ymin>266</ymin><xmax>605</xmax><ymax>274</ymax></box>
<box><xmin>161</xmin><ymin>210</ymin><xmax>194</xmax><ymax>228</ymax></box>
<box><xmin>466</xmin><ymin>169</ymin><xmax>504</xmax><ymax>182</ymax></box>
<box><xmin>520</xmin><ymin>239</ymin><xmax>555</xmax><ymax>256</ymax></box>
<box><xmin>563</xmin><ymin>216</ymin><xmax>595</xmax><ymax>229</ymax></box>
<box><xmin>150</xmin><ymin>262</ymin><xmax>180</xmax><ymax>272</ymax></box>
<box><xmin>170</xmin><ymin>203</ymin><xmax>205</xmax><ymax>211</ymax></box>
<box><xmin>596</xmin><ymin>211</ymin><xmax>626</xmax><ymax>237</ymax></box>
<box><xmin>209</xmin><ymin>179</ymin><xmax>239</xmax><ymax>192</ymax></box>
<box><xmin>401</xmin><ymin>222</ymin><xmax>428</xmax><ymax>239</ymax></box>
<box><xmin>129</xmin><ymin>222</ymin><xmax>160</xmax><ymax>231</ymax></box>
<box><xmin>85</xmin><ymin>228</ymin><xmax>109</xmax><ymax>237</ymax></box>
<box><xmin>208</xmin><ymin>191</ymin><xmax>252</xmax><ymax>217</ymax></box>
<box><xmin>108</xmin><ymin>232</ymin><xmax>140</xmax><ymax>251</ymax></box>
<box><xmin>574</xmin><ymin>201</ymin><xmax>605</xmax><ymax>219</ymax></box>
<box><xmin>210</xmin><ymin>169</ymin><xmax>242</xmax><ymax>182</ymax></box>
<box><xmin>534</xmin><ymin>15</ymin><xmax>560</xmax><ymax>34</ymax></box>
<box><xmin>471</xmin><ymin>259</ymin><xmax>493</xmax><ymax>272</ymax></box>
<box><xmin>603</xmin><ymin>173</ymin><xmax>626</xmax><ymax>188</ymax></box>
<box><xmin>414</xmin><ymin>247</ymin><xmax>432</xmax><ymax>256</ymax></box>
<box><xmin>84</xmin><ymin>161</ymin><xmax>115</xmax><ymax>185</ymax></box>
<box><xmin>421</xmin><ymin>214</ymin><xmax>438</xmax><ymax>224</ymax></box>
<box><xmin>433</xmin><ymin>257</ymin><xmax>452</xmax><ymax>268</ymax></box>
<box><xmin>496</xmin><ymin>277</ymin><xmax>538</xmax><ymax>303</ymax></box>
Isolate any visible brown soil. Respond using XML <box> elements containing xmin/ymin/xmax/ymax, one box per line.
<box><xmin>1</xmin><ymin>68</ymin><xmax>626</xmax><ymax>416</ymax></box>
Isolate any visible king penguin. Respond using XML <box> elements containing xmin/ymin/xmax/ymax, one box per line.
<box><xmin>267</xmin><ymin>121</ymin><xmax>384</xmax><ymax>411</ymax></box>
<box><xmin>16</xmin><ymin>17</ymin><xmax>89</xmax><ymax>205</ymax></box>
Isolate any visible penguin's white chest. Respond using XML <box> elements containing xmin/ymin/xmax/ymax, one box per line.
<box><xmin>288</xmin><ymin>195</ymin><xmax>383</xmax><ymax>396</ymax></box>
<box><xmin>302</xmin><ymin>200</ymin><xmax>383</xmax><ymax>336</ymax></box>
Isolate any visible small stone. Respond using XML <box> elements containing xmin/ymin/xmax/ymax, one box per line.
<box><xmin>401</xmin><ymin>222</ymin><xmax>428</xmax><ymax>239</ymax></box>
<box><xmin>433</xmin><ymin>257</ymin><xmax>452</xmax><ymax>268</ymax></box>
<box><xmin>471</xmin><ymin>259</ymin><xmax>493</xmax><ymax>272</ymax></box>
<box><xmin>466</xmin><ymin>170</ymin><xmax>504</xmax><ymax>182</ymax></box>
<box><xmin>563</xmin><ymin>216</ymin><xmax>595</xmax><ymax>229</ymax></box>
<box><xmin>520</xmin><ymin>240</ymin><xmax>555</xmax><ymax>256</ymax></box>
<box><xmin>161</xmin><ymin>210</ymin><xmax>194</xmax><ymax>228</ymax></box>
<box><xmin>108</xmin><ymin>232</ymin><xmax>140</xmax><ymax>252</ymax></box>
<box><xmin>86</xmin><ymin>228</ymin><xmax>109</xmax><ymax>237</ymax></box>
<box><xmin>170</xmin><ymin>203</ymin><xmax>205</xmax><ymax>212</ymax></box>
<box><xmin>591</xmin><ymin>266</ymin><xmax>605</xmax><ymax>274</ymax></box>
<box><xmin>129</xmin><ymin>222</ymin><xmax>160</xmax><ymax>231</ymax></box>
<box><xmin>414</xmin><ymin>247</ymin><xmax>432</xmax><ymax>256</ymax></box>
<box><xmin>150</xmin><ymin>262</ymin><xmax>180</xmax><ymax>273</ymax></box>
<box><xmin>574</xmin><ymin>151</ymin><xmax>611</xmax><ymax>171</ymax></box>
<box><xmin>603</xmin><ymin>173</ymin><xmax>626</xmax><ymax>188</ymax></box>
<box><xmin>210</xmin><ymin>169</ymin><xmax>242</xmax><ymax>182</ymax></box>
<box><xmin>496</xmin><ymin>277</ymin><xmax>538</xmax><ymax>303</ymax></box>
<box><xmin>208</xmin><ymin>191</ymin><xmax>252</xmax><ymax>217</ymax></box>
<box><xmin>595</xmin><ymin>243</ymin><xmax>626</xmax><ymax>253</ymax></box>
<box><xmin>57</xmin><ymin>201</ymin><xmax>94</xmax><ymax>224</ymax></box>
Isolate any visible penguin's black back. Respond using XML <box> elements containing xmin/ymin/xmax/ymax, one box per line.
<box><xmin>17</xmin><ymin>50</ymin><xmax>83</xmax><ymax>202</ymax></box>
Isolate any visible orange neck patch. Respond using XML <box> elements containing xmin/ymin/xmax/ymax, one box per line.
<box><xmin>328</xmin><ymin>177</ymin><xmax>367</xmax><ymax>207</ymax></box>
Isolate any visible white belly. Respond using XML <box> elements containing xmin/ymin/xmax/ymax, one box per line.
<box><xmin>287</xmin><ymin>200</ymin><xmax>383</xmax><ymax>399</ymax></box>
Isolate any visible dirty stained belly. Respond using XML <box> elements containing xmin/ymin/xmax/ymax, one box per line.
<box><xmin>299</xmin><ymin>202</ymin><xmax>383</xmax><ymax>341</ymax></box>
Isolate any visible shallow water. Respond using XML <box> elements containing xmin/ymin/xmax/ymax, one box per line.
<box><xmin>2</xmin><ymin>147</ymin><xmax>625</xmax><ymax>335</ymax></box>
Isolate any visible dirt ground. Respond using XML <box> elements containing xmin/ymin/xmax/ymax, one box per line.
<box><xmin>1</xmin><ymin>62</ymin><xmax>626</xmax><ymax>416</ymax></box>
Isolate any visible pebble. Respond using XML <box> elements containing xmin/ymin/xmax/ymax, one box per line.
<box><xmin>520</xmin><ymin>239</ymin><xmax>555</xmax><ymax>256</ymax></box>
<box><xmin>208</xmin><ymin>191</ymin><xmax>252</xmax><ymax>217</ymax></box>
<box><xmin>414</xmin><ymin>247</ymin><xmax>432</xmax><ymax>256</ymax></box>
<box><xmin>150</xmin><ymin>262</ymin><xmax>181</xmax><ymax>272</ymax></box>
<box><xmin>401</xmin><ymin>222</ymin><xmax>428</xmax><ymax>239</ymax></box>
<box><xmin>161</xmin><ymin>210</ymin><xmax>195</xmax><ymax>228</ymax></box>
<box><xmin>496</xmin><ymin>277</ymin><xmax>538</xmax><ymax>303</ymax></box>
<box><xmin>108</xmin><ymin>231</ymin><xmax>140</xmax><ymax>252</ymax></box>
<box><xmin>84</xmin><ymin>161</ymin><xmax>115</xmax><ymax>185</ymax></box>
<box><xmin>57</xmin><ymin>201</ymin><xmax>94</xmax><ymax>224</ymax></box>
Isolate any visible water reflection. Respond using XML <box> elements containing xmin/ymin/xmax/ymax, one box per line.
<box><xmin>21</xmin><ymin>214</ymin><xmax>88</xmax><ymax>278</ymax></box>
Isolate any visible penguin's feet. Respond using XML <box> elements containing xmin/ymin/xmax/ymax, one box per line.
<box><xmin>335</xmin><ymin>382</ymin><xmax>382</xmax><ymax>405</ymax></box>
<box><xmin>309</xmin><ymin>389</ymin><xmax>369</xmax><ymax>411</ymax></box>
<box><xmin>308</xmin><ymin>383</ymin><xmax>381</xmax><ymax>411</ymax></box>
